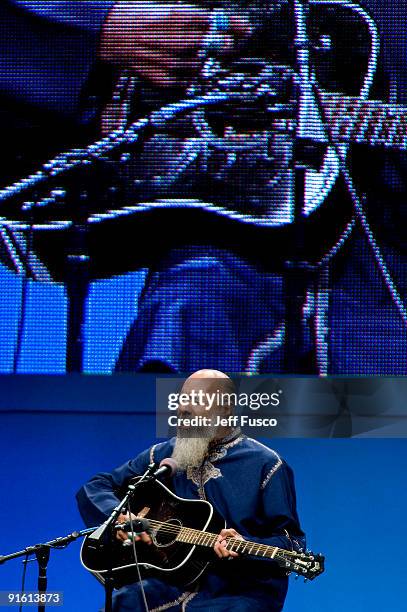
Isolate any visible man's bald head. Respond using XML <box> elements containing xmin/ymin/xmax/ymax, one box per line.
<box><xmin>182</xmin><ymin>369</ymin><xmax>235</xmax><ymax>395</ymax></box>
<box><xmin>186</xmin><ymin>369</ymin><xmax>230</xmax><ymax>382</ymax></box>
<box><xmin>180</xmin><ymin>369</ymin><xmax>236</xmax><ymax>412</ymax></box>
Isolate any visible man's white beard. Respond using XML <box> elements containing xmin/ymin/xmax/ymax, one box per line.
<box><xmin>171</xmin><ymin>436</ymin><xmax>212</xmax><ymax>471</ymax></box>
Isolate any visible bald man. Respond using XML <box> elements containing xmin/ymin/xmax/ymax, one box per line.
<box><xmin>77</xmin><ymin>369</ymin><xmax>305</xmax><ymax>611</ymax></box>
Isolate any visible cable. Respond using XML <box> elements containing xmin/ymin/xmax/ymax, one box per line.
<box><xmin>308</xmin><ymin>6</ymin><xmax>407</xmax><ymax>375</ymax></box>
<box><xmin>12</xmin><ymin>213</ymin><xmax>35</xmax><ymax>373</ymax></box>
<box><xmin>245</xmin><ymin>0</ymin><xmax>383</xmax><ymax>374</ymax></box>
<box><xmin>12</xmin><ymin>270</ymin><xmax>29</xmax><ymax>373</ymax></box>
<box><xmin>314</xmin><ymin>0</ymin><xmax>380</xmax><ymax>99</ymax></box>
<box><xmin>126</xmin><ymin>503</ymin><xmax>150</xmax><ymax>612</ymax></box>
<box><xmin>314</xmin><ymin>264</ymin><xmax>330</xmax><ymax>376</ymax></box>
<box><xmin>245</xmin><ymin>321</ymin><xmax>285</xmax><ymax>374</ymax></box>
<box><xmin>313</xmin><ymin>87</ymin><xmax>407</xmax><ymax>327</ymax></box>
<box><xmin>311</xmin><ymin>2</ymin><xmax>407</xmax><ymax>368</ymax></box>
<box><xmin>19</xmin><ymin>554</ymin><xmax>29</xmax><ymax>612</ymax></box>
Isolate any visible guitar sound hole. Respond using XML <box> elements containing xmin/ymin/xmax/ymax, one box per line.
<box><xmin>153</xmin><ymin>519</ymin><xmax>182</xmax><ymax>548</ymax></box>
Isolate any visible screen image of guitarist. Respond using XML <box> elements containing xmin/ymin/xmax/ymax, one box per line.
<box><xmin>1</xmin><ymin>1</ymin><xmax>407</xmax><ymax>375</ymax></box>
<box><xmin>77</xmin><ymin>370</ymin><xmax>323</xmax><ymax>611</ymax></box>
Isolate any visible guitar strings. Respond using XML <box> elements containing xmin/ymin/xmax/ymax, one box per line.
<box><xmin>130</xmin><ymin>518</ymin><xmax>302</xmax><ymax>558</ymax></box>
<box><xmin>122</xmin><ymin>518</ymin><xmax>315</xmax><ymax>573</ymax></box>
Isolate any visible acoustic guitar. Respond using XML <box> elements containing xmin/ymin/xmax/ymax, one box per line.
<box><xmin>80</xmin><ymin>477</ymin><xmax>325</xmax><ymax>589</ymax></box>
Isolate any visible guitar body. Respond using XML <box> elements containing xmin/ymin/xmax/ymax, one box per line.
<box><xmin>80</xmin><ymin>478</ymin><xmax>225</xmax><ymax>589</ymax></box>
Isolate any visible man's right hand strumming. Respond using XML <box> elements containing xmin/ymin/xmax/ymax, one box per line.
<box><xmin>115</xmin><ymin>511</ymin><xmax>152</xmax><ymax>544</ymax></box>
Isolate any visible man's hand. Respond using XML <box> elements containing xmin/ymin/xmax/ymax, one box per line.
<box><xmin>100</xmin><ymin>1</ymin><xmax>251</xmax><ymax>88</ymax></box>
<box><xmin>214</xmin><ymin>527</ymin><xmax>244</xmax><ymax>559</ymax></box>
<box><xmin>115</xmin><ymin>512</ymin><xmax>152</xmax><ymax>545</ymax></box>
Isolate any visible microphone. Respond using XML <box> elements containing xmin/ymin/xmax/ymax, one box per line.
<box><xmin>129</xmin><ymin>458</ymin><xmax>178</xmax><ymax>484</ymax></box>
<box><xmin>152</xmin><ymin>458</ymin><xmax>178</xmax><ymax>479</ymax></box>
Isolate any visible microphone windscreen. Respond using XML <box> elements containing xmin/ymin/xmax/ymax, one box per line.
<box><xmin>159</xmin><ymin>457</ymin><xmax>178</xmax><ymax>476</ymax></box>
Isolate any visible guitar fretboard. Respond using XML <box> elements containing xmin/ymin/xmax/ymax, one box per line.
<box><xmin>320</xmin><ymin>92</ymin><xmax>407</xmax><ymax>150</ymax></box>
<box><xmin>175</xmin><ymin>526</ymin><xmax>284</xmax><ymax>560</ymax></box>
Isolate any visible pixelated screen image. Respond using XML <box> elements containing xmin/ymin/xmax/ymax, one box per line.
<box><xmin>1</xmin><ymin>0</ymin><xmax>407</xmax><ymax>374</ymax></box>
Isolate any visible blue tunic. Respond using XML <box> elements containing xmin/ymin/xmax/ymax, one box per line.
<box><xmin>115</xmin><ymin>235</ymin><xmax>407</xmax><ymax>375</ymax></box>
<box><xmin>76</xmin><ymin>434</ymin><xmax>305</xmax><ymax>611</ymax></box>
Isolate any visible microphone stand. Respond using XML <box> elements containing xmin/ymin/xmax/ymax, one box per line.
<box><xmin>283</xmin><ymin>0</ymin><xmax>325</xmax><ymax>373</ymax></box>
<box><xmin>0</xmin><ymin>527</ymin><xmax>95</xmax><ymax>612</ymax></box>
<box><xmin>0</xmin><ymin>91</ymin><xmax>241</xmax><ymax>374</ymax></box>
<box><xmin>0</xmin><ymin>465</ymin><xmax>163</xmax><ymax>612</ymax></box>
<box><xmin>86</xmin><ymin>463</ymin><xmax>158</xmax><ymax>612</ymax></box>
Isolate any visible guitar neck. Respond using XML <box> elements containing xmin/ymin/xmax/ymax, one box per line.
<box><xmin>176</xmin><ymin>526</ymin><xmax>287</xmax><ymax>561</ymax></box>
<box><xmin>320</xmin><ymin>92</ymin><xmax>407</xmax><ymax>150</ymax></box>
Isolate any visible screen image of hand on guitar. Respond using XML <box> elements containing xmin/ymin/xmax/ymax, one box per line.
<box><xmin>77</xmin><ymin>369</ymin><xmax>324</xmax><ymax>611</ymax></box>
<box><xmin>1</xmin><ymin>0</ymin><xmax>407</xmax><ymax>375</ymax></box>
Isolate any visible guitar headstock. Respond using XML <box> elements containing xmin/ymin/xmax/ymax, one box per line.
<box><xmin>275</xmin><ymin>550</ymin><xmax>325</xmax><ymax>581</ymax></box>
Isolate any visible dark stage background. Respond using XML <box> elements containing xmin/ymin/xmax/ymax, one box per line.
<box><xmin>0</xmin><ymin>375</ymin><xmax>405</xmax><ymax>611</ymax></box>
